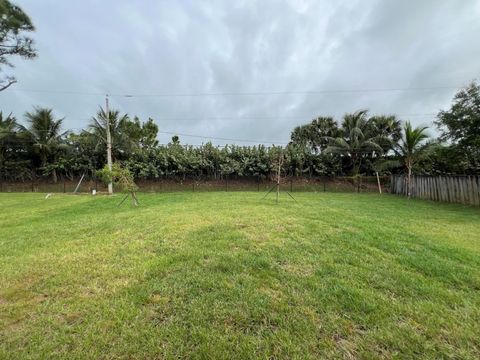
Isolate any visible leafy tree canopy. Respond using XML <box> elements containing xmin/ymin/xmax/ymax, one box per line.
<box><xmin>290</xmin><ymin>116</ymin><xmax>339</xmax><ymax>153</ymax></box>
<box><xmin>0</xmin><ymin>0</ymin><xmax>36</xmax><ymax>91</ymax></box>
<box><xmin>435</xmin><ymin>82</ymin><xmax>480</xmax><ymax>151</ymax></box>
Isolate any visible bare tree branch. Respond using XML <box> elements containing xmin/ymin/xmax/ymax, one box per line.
<box><xmin>0</xmin><ymin>78</ymin><xmax>17</xmax><ymax>92</ymax></box>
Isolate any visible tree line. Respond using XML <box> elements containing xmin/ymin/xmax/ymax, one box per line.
<box><xmin>1</xmin><ymin>82</ymin><xmax>479</xmax><ymax>183</ymax></box>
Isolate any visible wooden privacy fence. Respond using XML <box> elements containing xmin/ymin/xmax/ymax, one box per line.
<box><xmin>391</xmin><ymin>175</ymin><xmax>480</xmax><ymax>206</ymax></box>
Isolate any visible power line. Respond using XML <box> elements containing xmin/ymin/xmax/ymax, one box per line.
<box><xmin>109</xmin><ymin>113</ymin><xmax>437</xmax><ymax>121</ymax></box>
<box><xmin>7</xmin><ymin>85</ymin><xmax>464</xmax><ymax>98</ymax></box>
<box><xmin>157</xmin><ymin>131</ymin><xmax>288</xmax><ymax>145</ymax></box>
<box><xmin>34</xmin><ymin>113</ymin><xmax>435</xmax><ymax>125</ymax></box>
<box><xmin>1</xmin><ymin>129</ymin><xmax>288</xmax><ymax>145</ymax></box>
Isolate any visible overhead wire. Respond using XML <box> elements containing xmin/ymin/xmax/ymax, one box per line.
<box><xmin>2</xmin><ymin>84</ymin><xmax>448</xmax><ymax>145</ymax></box>
<box><xmin>7</xmin><ymin>84</ymin><xmax>465</xmax><ymax>98</ymax></box>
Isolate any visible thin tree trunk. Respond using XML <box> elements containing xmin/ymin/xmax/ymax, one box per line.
<box><xmin>407</xmin><ymin>161</ymin><xmax>412</xmax><ymax>198</ymax></box>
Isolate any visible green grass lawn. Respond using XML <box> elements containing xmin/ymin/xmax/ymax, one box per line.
<box><xmin>1</xmin><ymin>192</ymin><xmax>479</xmax><ymax>359</ymax></box>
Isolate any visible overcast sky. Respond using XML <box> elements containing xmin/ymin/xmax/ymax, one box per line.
<box><xmin>1</xmin><ymin>0</ymin><xmax>479</xmax><ymax>145</ymax></box>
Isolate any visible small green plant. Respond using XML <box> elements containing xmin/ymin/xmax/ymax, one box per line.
<box><xmin>97</xmin><ymin>163</ymin><xmax>139</xmax><ymax>205</ymax></box>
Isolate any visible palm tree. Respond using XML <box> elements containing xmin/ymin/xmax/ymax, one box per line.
<box><xmin>368</xmin><ymin>115</ymin><xmax>402</xmax><ymax>151</ymax></box>
<box><xmin>395</xmin><ymin>121</ymin><xmax>429</xmax><ymax>198</ymax></box>
<box><xmin>0</xmin><ymin>112</ymin><xmax>18</xmax><ymax>139</ymax></box>
<box><xmin>89</xmin><ymin>107</ymin><xmax>132</xmax><ymax>159</ymax></box>
<box><xmin>325</xmin><ymin>110</ymin><xmax>386</xmax><ymax>176</ymax></box>
<box><xmin>0</xmin><ymin>112</ymin><xmax>18</xmax><ymax>175</ymax></box>
<box><xmin>23</xmin><ymin>107</ymin><xmax>65</xmax><ymax>182</ymax></box>
<box><xmin>0</xmin><ymin>112</ymin><xmax>18</xmax><ymax>151</ymax></box>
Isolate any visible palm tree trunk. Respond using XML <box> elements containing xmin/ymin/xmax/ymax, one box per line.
<box><xmin>352</xmin><ymin>154</ymin><xmax>359</xmax><ymax>176</ymax></box>
<box><xmin>40</xmin><ymin>153</ymin><xmax>47</xmax><ymax>180</ymax></box>
<box><xmin>407</xmin><ymin>160</ymin><xmax>412</xmax><ymax>199</ymax></box>
<box><xmin>352</xmin><ymin>155</ymin><xmax>362</xmax><ymax>191</ymax></box>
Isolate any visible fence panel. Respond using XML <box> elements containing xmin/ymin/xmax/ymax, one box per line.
<box><xmin>391</xmin><ymin>175</ymin><xmax>480</xmax><ymax>206</ymax></box>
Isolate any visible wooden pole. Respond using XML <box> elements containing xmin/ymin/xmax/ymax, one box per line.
<box><xmin>105</xmin><ymin>94</ymin><xmax>113</xmax><ymax>195</ymax></box>
<box><xmin>276</xmin><ymin>152</ymin><xmax>281</xmax><ymax>204</ymax></box>
<box><xmin>376</xmin><ymin>172</ymin><xmax>382</xmax><ymax>194</ymax></box>
<box><xmin>74</xmin><ymin>173</ymin><xmax>85</xmax><ymax>194</ymax></box>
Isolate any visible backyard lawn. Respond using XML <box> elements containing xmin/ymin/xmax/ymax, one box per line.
<box><xmin>0</xmin><ymin>192</ymin><xmax>479</xmax><ymax>359</ymax></box>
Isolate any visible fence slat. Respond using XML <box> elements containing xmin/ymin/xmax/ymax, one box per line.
<box><xmin>440</xmin><ymin>176</ymin><xmax>447</xmax><ymax>202</ymax></box>
<box><xmin>474</xmin><ymin>176</ymin><xmax>480</xmax><ymax>206</ymax></box>
<box><xmin>467</xmin><ymin>176</ymin><xmax>475</xmax><ymax>206</ymax></box>
<box><xmin>391</xmin><ymin>175</ymin><xmax>479</xmax><ymax>206</ymax></box>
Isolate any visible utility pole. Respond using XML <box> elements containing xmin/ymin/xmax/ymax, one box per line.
<box><xmin>276</xmin><ymin>152</ymin><xmax>281</xmax><ymax>204</ymax></box>
<box><xmin>105</xmin><ymin>94</ymin><xmax>113</xmax><ymax>195</ymax></box>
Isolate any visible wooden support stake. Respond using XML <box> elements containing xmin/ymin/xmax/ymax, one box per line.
<box><xmin>376</xmin><ymin>172</ymin><xmax>382</xmax><ymax>194</ymax></box>
<box><xmin>73</xmin><ymin>173</ymin><xmax>85</xmax><ymax>194</ymax></box>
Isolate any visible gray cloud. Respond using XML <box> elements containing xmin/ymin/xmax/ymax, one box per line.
<box><xmin>1</xmin><ymin>0</ymin><xmax>479</xmax><ymax>145</ymax></box>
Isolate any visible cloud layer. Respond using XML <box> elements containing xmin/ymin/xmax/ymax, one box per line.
<box><xmin>1</xmin><ymin>0</ymin><xmax>479</xmax><ymax>145</ymax></box>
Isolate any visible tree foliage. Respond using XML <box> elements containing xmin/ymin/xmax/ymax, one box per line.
<box><xmin>0</xmin><ymin>0</ymin><xmax>37</xmax><ymax>91</ymax></box>
<box><xmin>435</xmin><ymin>81</ymin><xmax>480</xmax><ymax>173</ymax></box>
<box><xmin>325</xmin><ymin>110</ymin><xmax>387</xmax><ymax>175</ymax></box>
<box><xmin>290</xmin><ymin>116</ymin><xmax>339</xmax><ymax>153</ymax></box>
<box><xmin>97</xmin><ymin>163</ymin><xmax>138</xmax><ymax>193</ymax></box>
<box><xmin>21</xmin><ymin>107</ymin><xmax>65</xmax><ymax>182</ymax></box>
<box><xmin>394</xmin><ymin>121</ymin><xmax>430</xmax><ymax>196</ymax></box>
<box><xmin>97</xmin><ymin>163</ymin><xmax>139</xmax><ymax>205</ymax></box>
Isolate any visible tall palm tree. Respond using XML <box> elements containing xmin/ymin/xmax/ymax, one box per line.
<box><xmin>0</xmin><ymin>112</ymin><xmax>18</xmax><ymax>147</ymax></box>
<box><xmin>23</xmin><ymin>107</ymin><xmax>65</xmax><ymax>182</ymax></box>
<box><xmin>89</xmin><ymin>107</ymin><xmax>132</xmax><ymax>159</ymax></box>
<box><xmin>395</xmin><ymin>121</ymin><xmax>429</xmax><ymax>198</ymax></box>
<box><xmin>0</xmin><ymin>112</ymin><xmax>18</xmax><ymax>174</ymax></box>
<box><xmin>325</xmin><ymin>110</ymin><xmax>385</xmax><ymax>175</ymax></box>
<box><xmin>368</xmin><ymin>115</ymin><xmax>402</xmax><ymax>151</ymax></box>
